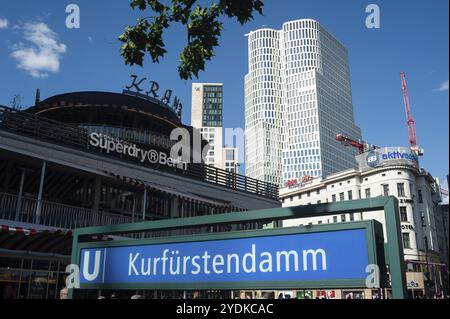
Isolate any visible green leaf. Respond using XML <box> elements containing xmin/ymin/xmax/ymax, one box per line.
<box><xmin>130</xmin><ymin>0</ymin><xmax>147</xmax><ymax>10</ymax></box>
<box><xmin>121</xmin><ymin>0</ymin><xmax>264</xmax><ymax>79</ymax></box>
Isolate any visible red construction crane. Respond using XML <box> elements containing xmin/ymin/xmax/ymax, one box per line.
<box><xmin>336</xmin><ymin>134</ymin><xmax>376</xmax><ymax>154</ymax></box>
<box><xmin>400</xmin><ymin>72</ymin><xmax>424</xmax><ymax>156</ymax></box>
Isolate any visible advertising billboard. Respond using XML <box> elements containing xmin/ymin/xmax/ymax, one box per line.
<box><xmin>357</xmin><ymin>147</ymin><xmax>420</xmax><ymax>170</ymax></box>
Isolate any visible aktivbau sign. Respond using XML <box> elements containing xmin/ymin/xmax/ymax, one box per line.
<box><xmin>362</xmin><ymin>147</ymin><xmax>419</xmax><ymax>170</ymax></box>
<box><xmin>89</xmin><ymin>132</ymin><xmax>188</xmax><ymax>171</ymax></box>
<box><xmin>77</xmin><ymin>224</ymin><xmax>379</xmax><ymax>290</ymax></box>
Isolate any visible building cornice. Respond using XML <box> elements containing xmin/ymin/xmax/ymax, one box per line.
<box><xmin>280</xmin><ymin>164</ymin><xmax>431</xmax><ymax>199</ymax></box>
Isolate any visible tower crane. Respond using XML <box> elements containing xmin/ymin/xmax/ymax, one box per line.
<box><xmin>336</xmin><ymin>134</ymin><xmax>377</xmax><ymax>154</ymax></box>
<box><xmin>400</xmin><ymin>72</ymin><xmax>424</xmax><ymax>156</ymax></box>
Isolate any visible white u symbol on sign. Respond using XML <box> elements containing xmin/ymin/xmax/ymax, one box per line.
<box><xmin>83</xmin><ymin>250</ymin><xmax>102</xmax><ymax>281</ymax></box>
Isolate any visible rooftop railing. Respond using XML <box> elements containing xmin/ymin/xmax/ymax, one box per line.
<box><xmin>0</xmin><ymin>105</ymin><xmax>278</xmax><ymax>199</ymax></box>
<box><xmin>0</xmin><ymin>192</ymin><xmax>131</xmax><ymax>229</ymax></box>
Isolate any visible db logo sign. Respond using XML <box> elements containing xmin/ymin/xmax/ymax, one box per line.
<box><xmin>366</xmin><ymin>151</ymin><xmax>379</xmax><ymax>168</ymax></box>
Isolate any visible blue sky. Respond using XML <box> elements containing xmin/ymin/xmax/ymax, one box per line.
<box><xmin>0</xmin><ymin>0</ymin><xmax>448</xmax><ymax>187</ymax></box>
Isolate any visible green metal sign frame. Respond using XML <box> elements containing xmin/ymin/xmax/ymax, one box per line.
<box><xmin>75</xmin><ymin>221</ymin><xmax>382</xmax><ymax>291</ymax></box>
<box><xmin>69</xmin><ymin>197</ymin><xmax>407</xmax><ymax>299</ymax></box>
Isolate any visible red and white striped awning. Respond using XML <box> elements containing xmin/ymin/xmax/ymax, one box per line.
<box><xmin>1</xmin><ymin>225</ymin><xmax>72</xmax><ymax>236</ymax></box>
<box><xmin>0</xmin><ymin>225</ymin><xmax>73</xmax><ymax>256</ymax></box>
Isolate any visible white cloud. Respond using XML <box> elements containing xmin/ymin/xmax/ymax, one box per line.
<box><xmin>434</xmin><ymin>80</ymin><xmax>449</xmax><ymax>92</ymax></box>
<box><xmin>10</xmin><ymin>22</ymin><xmax>66</xmax><ymax>78</ymax></box>
<box><xmin>0</xmin><ymin>17</ymin><xmax>8</xmax><ymax>29</ymax></box>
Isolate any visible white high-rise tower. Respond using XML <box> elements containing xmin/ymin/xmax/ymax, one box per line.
<box><xmin>191</xmin><ymin>83</ymin><xmax>238</xmax><ymax>173</ymax></box>
<box><xmin>245</xmin><ymin>19</ymin><xmax>362</xmax><ymax>186</ymax></box>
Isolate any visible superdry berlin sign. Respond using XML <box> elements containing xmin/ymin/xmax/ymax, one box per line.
<box><xmin>88</xmin><ymin>132</ymin><xmax>188</xmax><ymax>171</ymax></box>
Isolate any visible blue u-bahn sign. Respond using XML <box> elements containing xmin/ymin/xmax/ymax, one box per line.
<box><xmin>76</xmin><ymin>221</ymin><xmax>384</xmax><ymax>290</ymax></box>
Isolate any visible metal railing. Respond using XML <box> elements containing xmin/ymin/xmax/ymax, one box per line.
<box><xmin>0</xmin><ymin>192</ymin><xmax>131</xmax><ymax>229</ymax></box>
<box><xmin>0</xmin><ymin>105</ymin><xmax>278</xmax><ymax>199</ymax></box>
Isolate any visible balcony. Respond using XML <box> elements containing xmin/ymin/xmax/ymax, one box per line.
<box><xmin>0</xmin><ymin>192</ymin><xmax>131</xmax><ymax>229</ymax></box>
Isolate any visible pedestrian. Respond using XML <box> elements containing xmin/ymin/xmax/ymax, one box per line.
<box><xmin>59</xmin><ymin>287</ymin><xmax>68</xmax><ymax>300</ymax></box>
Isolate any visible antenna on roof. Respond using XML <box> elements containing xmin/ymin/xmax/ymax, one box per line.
<box><xmin>35</xmin><ymin>88</ymin><xmax>41</xmax><ymax>105</ymax></box>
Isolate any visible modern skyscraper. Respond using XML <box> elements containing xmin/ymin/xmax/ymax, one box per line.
<box><xmin>245</xmin><ymin>19</ymin><xmax>362</xmax><ymax>186</ymax></box>
<box><xmin>191</xmin><ymin>83</ymin><xmax>224</xmax><ymax>169</ymax></box>
<box><xmin>191</xmin><ymin>83</ymin><xmax>238</xmax><ymax>172</ymax></box>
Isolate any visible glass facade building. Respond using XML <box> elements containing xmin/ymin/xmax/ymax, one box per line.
<box><xmin>202</xmin><ymin>85</ymin><xmax>223</xmax><ymax>127</ymax></box>
<box><xmin>245</xmin><ymin>19</ymin><xmax>362</xmax><ymax>187</ymax></box>
<box><xmin>191</xmin><ymin>83</ymin><xmax>237</xmax><ymax>172</ymax></box>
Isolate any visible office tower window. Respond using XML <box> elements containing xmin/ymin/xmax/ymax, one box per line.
<box><xmin>339</xmin><ymin>192</ymin><xmax>345</xmax><ymax>201</ymax></box>
<box><xmin>341</xmin><ymin>214</ymin><xmax>346</xmax><ymax>222</ymax></box>
<box><xmin>348</xmin><ymin>190</ymin><xmax>353</xmax><ymax>200</ymax></box>
<box><xmin>332</xmin><ymin>194</ymin><xmax>336</xmax><ymax>202</ymax></box>
<box><xmin>333</xmin><ymin>216</ymin><xmax>338</xmax><ymax>223</ymax></box>
<box><xmin>350</xmin><ymin>213</ymin><xmax>354</xmax><ymax>221</ymax></box>
<box><xmin>225</xmin><ymin>149</ymin><xmax>235</xmax><ymax>161</ymax></box>
<box><xmin>365</xmin><ymin>188</ymin><xmax>371</xmax><ymax>198</ymax></box>
<box><xmin>202</xmin><ymin>85</ymin><xmax>223</xmax><ymax>127</ymax></box>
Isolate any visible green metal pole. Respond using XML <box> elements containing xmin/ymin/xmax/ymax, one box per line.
<box><xmin>383</xmin><ymin>197</ymin><xmax>407</xmax><ymax>299</ymax></box>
